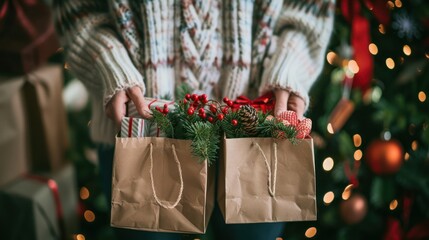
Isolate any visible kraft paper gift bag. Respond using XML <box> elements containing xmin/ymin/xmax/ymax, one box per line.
<box><xmin>111</xmin><ymin>137</ymin><xmax>215</xmax><ymax>234</ymax></box>
<box><xmin>217</xmin><ymin>137</ymin><xmax>316</xmax><ymax>223</ymax></box>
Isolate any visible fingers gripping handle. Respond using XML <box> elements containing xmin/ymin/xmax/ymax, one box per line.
<box><xmin>254</xmin><ymin>142</ymin><xmax>278</xmax><ymax>197</ymax></box>
<box><xmin>149</xmin><ymin>143</ymin><xmax>184</xmax><ymax>209</ymax></box>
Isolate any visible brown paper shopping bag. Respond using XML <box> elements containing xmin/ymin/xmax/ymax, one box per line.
<box><xmin>218</xmin><ymin>137</ymin><xmax>316</xmax><ymax>223</ymax></box>
<box><xmin>111</xmin><ymin>137</ymin><xmax>215</xmax><ymax>233</ymax></box>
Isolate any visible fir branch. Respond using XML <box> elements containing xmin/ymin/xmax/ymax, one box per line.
<box><xmin>151</xmin><ymin>110</ymin><xmax>174</xmax><ymax>138</ymax></box>
<box><xmin>220</xmin><ymin>111</ymin><xmax>248</xmax><ymax>138</ymax></box>
<box><xmin>184</xmin><ymin>122</ymin><xmax>220</xmax><ymax>165</ymax></box>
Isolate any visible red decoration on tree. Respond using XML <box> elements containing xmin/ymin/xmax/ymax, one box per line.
<box><xmin>340</xmin><ymin>193</ymin><xmax>368</xmax><ymax>225</ymax></box>
<box><xmin>231</xmin><ymin>119</ymin><xmax>238</xmax><ymax>126</ymax></box>
<box><xmin>383</xmin><ymin>218</ymin><xmax>403</xmax><ymax>240</ymax></box>
<box><xmin>207</xmin><ymin>116</ymin><xmax>214</xmax><ymax>123</ymax></box>
<box><xmin>365</xmin><ymin>139</ymin><xmax>404</xmax><ymax>175</ymax></box>
<box><xmin>185</xmin><ymin>94</ymin><xmax>191</xmax><ymax>100</ymax></box>
<box><xmin>341</xmin><ymin>0</ymin><xmax>373</xmax><ymax>92</ymax></box>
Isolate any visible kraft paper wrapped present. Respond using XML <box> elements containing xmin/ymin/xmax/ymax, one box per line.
<box><xmin>217</xmin><ymin>137</ymin><xmax>317</xmax><ymax>223</ymax></box>
<box><xmin>111</xmin><ymin>137</ymin><xmax>215</xmax><ymax>233</ymax></box>
<box><xmin>0</xmin><ymin>76</ymin><xmax>29</xmax><ymax>186</ymax></box>
<box><xmin>22</xmin><ymin>64</ymin><xmax>69</xmax><ymax>172</ymax></box>
<box><xmin>0</xmin><ymin>164</ymin><xmax>79</xmax><ymax>239</ymax></box>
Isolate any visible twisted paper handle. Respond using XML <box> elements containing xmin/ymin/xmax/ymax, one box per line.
<box><xmin>149</xmin><ymin>143</ymin><xmax>184</xmax><ymax>209</ymax></box>
<box><xmin>254</xmin><ymin>142</ymin><xmax>278</xmax><ymax>197</ymax></box>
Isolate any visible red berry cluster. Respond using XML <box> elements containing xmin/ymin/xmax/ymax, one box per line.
<box><xmin>155</xmin><ymin>103</ymin><xmax>170</xmax><ymax>115</ymax></box>
<box><xmin>180</xmin><ymin>93</ymin><xmax>238</xmax><ymax>126</ymax></box>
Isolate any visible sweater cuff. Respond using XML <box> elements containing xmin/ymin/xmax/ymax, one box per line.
<box><xmin>259</xmin><ymin>30</ymin><xmax>320</xmax><ymax>109</ymax></box>
<box><xmin>85</xmin><ymin>29</ymin><xmax>145</xmax><ymax>106</ymax></box>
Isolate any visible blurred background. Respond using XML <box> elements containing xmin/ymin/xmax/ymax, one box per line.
<box><xmin>0</xmin><ymin>0</ymin><xmax>428</xmax><ymax>239</ymax></box>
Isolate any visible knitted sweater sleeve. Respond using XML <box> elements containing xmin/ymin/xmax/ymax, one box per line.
<box><xmin>52</xmin><ymin>1</ymin><xmax>144</xmax><ymax>105</ymax></box>
<box><xmin>259</xmin><ymin>0</ymin><xmax>335</xmax><ymax>109</ymax></box>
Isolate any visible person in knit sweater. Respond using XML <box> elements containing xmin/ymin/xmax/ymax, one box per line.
<box><xmin>53</xmin><ymin>0</ymin><xmax>335</xmax><ymax>239</ymax></box>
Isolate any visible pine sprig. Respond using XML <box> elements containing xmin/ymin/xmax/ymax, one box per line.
<box><xmin>220</xmin><ymin>111</ymin><xmax>248</xmax><ymax>138</ymax></box>
<box><xmin>152</xmin><ymin>110</ymin><xmax>174</xmax><ymax>138</ymax></box>
<box><xmin>184</xmin><ymin>121</ymin><xmax>220</xmax><ymax>165</ymax></box>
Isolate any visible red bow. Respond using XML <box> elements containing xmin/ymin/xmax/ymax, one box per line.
<box><xmin>275</xmin><ymin>111</ymin><xmax>312</xmax><ymax>139</ymax></box>
<box><xmin>232</xmin><ymin>92</ymin><xmax>274</xmax><ymax>113</ymax></box>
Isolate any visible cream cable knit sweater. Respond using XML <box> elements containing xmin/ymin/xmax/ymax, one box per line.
<box><xmin>53</xmin><ymin>0</ymin><xmax>335</xmax><ymax>145</ymax></box>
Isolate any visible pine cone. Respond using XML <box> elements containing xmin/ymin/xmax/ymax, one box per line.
<box><xmin>238</xmin><ymin>105</ymin><xmax>258</xmax><ymax>136</ymax></box>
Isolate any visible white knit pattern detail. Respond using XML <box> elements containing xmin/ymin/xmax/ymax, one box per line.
<box><xmin>141</xmin><ymin>0</ymin><xmax>177</xmax><ymax>98</ymax></box>
<box><xmin>54</xmin><ymin>0</ymin><xmax>335</xmax><ymax>144</ymax></box>
<box><xmin>180</xmin><ymin>0</ymin><xmax>221</xmax><ymax>98</ymax></box>
<box><xmin>220</xmin><ymin>0</ymin><xmax>254</xmax><ymax>100</ymax></box>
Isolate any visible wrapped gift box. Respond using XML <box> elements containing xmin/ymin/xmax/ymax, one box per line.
<box><xmin>22</xmin><ymin>64</ymin><xmax>69</xmax><ymax>172</ymax></box>
<box><xmin>0</xmin><ymin>76</ymin><xmax>29</xmax><ymax>186</ymax></box>
<box><xmin>126</xmin><ymin>98</ymin><xmax>175</xmax><ymax>137</ymax></box>
<box><xmin>0</xmin><ymin>0</ymin><xmax>59</xmax><ymax>74</ymax></box>
<box><xmin>0</xmin><ymin>164</ymin><xmax>79</xmax><ymax>240</ymax></box>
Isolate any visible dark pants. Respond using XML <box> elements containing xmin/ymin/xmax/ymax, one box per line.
<box><xmin>98</xmin><ymin>144</ymin><xmax>285</xmax><ymax>240</ymax></box>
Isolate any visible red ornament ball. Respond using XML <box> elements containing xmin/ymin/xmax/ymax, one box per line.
<box><xmin>208</xmin><ymin>116</ymin><xmax>214</xmax><ymax>123</ymax></box>
<box><xmin>223</xmin><ymin>97</ymin><xmax>229</xmax><ymax>103</ymax></box>
<box><xmin>232</xmin><ymin>119</ymin><xmax>238</xmax><ymax>126</ymax></box>
<box><xmin>340</xmin><ymin>193</ymin><xmax>368</xmax><ymax>225</ymax></box>
<box><xmin>185</xmin><ymin>94</ymin><xmax>191</xmax><ymax>100</ymax></box>
<box><xmin>365</xmin><ymin>139</ymin><xmax>404</xmax><ymax>175</ymax></box>
<box><xmin>217</xmin><ymin>113</ymin><xmax>224</xmax><ymax>121</ymax></box>
<box><xmin>226</xmin><ymin>100</ymin><xmax>234</xmax><ymax>107</ymax></box>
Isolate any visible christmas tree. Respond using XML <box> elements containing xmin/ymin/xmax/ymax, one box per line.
<box><xmin>64</xmin><ymin>0</ymin><xmax>429</xmax><ymax>239</ymax></box>
<box><xmin>282</xmin><ymin>0</ymin><xmax>429</xmax><ymax>239</ymax></box>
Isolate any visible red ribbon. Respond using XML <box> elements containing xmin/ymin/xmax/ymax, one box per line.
<box><xmin>343</xmin><ymin>159</ymin><xmax>361</xmax><ymax>187</ymax></box>
<box><xmin>0</xmin><ymin>0</ymin><xmax>39</xmax><ymax>38</ymax></box>
<box><xmin>341</xmin><ymin>0</ymin><xmax>390</xmax><ymax>92</ymax></box>
<box><xmin>406</xmin><ymin>221</ymin><xmax>429</xmax><ymax>239</ymax></box>
<box><xmin>383</xmin><ymin>193</ymin><xmax>429</xmax><ymax>240</ymax></box>
<box><xmin>127</xmin><ymin>117</ymin><xmax>134</xmax><ymax>137</ymax></box>
<box><xmin>232</xmin><ymin>92</ymin><xmax>274</xmax><ymax>113</ymax></box>
<box><xmin>25</xmin><ymin>174</ymin><xmax>66</xmax><ymax>240</ymax></box>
